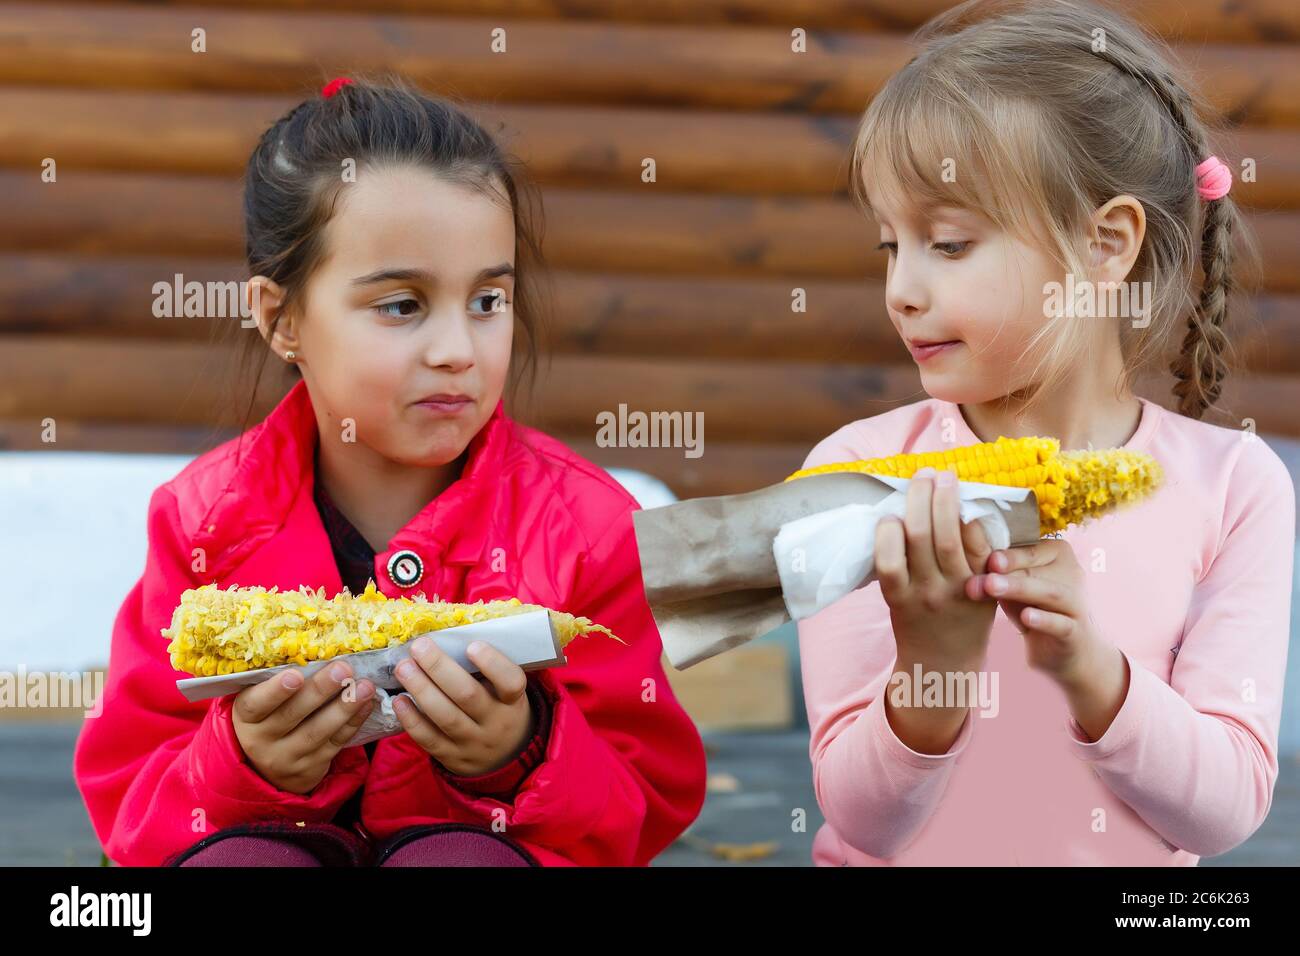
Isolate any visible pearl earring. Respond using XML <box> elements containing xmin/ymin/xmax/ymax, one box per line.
<box><xmin>284</xmin><ymin>351</ymin><xmax>296</xmax><ymax>361</ymax></box>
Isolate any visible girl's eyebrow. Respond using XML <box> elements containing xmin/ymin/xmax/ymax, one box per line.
<box><xmin>925</xmin><ymin>204</ymin><xmax>984</xmax><ymax>226</ymax></box>
<box><xmin>350</xmin><ymin>267</ymin><xmax>434</xmax><ymax>287</ymax></box>
<box><xmin>477</xmin><ymin>263</ymin><xmax>515</xmax><ymax>281</ymax></box>
<box><xmin>349</xmin><ymin>263</ymin><xmax>515</xmax><ymax>287</ymax></box>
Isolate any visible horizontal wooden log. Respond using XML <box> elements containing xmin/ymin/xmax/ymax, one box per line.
<box><xmin>0</xmin><ymin>336</ymin><xmax>921</xmax><ymax>441</ymax></box>
<box><xmin>68</xmin><ymin>0</ymin><xmax>1300</xmax><ymax>45</ymax></box>
<box><xmin>0</xmin><ymin>337</ymin><xmax>289</xmax><ymax>433</ymax></box>
<box><xmin>1</xmin><ymin>336</ymin><xmax>1297</xmax><ymax>446</ymax></box>
<box><xmin>0</xmin><ymin>4</ymin><xmax>898</xmax><ymax>114</ymax></box>
<box><xmin>4</xmin><ymin>253</ymin><xmax>1300</xmax><ymax>374</ymax></box>
<box><xmin>1</xmin><ymin>171</ymin><xmax>1292</xmax><ymax>288</ymax></box>
<box><xmin>555</xmin><ymin>433</ymin><xmax>810</xmax><ymax>498</ymax></box>
<box><xmin>0</xmin><ymin>88</ymin><xmax>857</xmax><ymax>197</ymax></box>
<box><xmin>0</xmin><ymin>5</ymin><xmax>1297</xmax><ymax>124</ymax></box>
<box><xmin>4</xmin><ymin>87</ymin><xmax>1295</xmax><ymax>207</ymax></box>
<box><xmin>0</xmin><ymin>253</ymin><xmax>912</xmax><ymax>363</ymax></box>
<box><xmin>4</xmin><ymin>170</ymin><xmax>879</xmax><ymax>276</ymax></box>
<box><xmin>0</xmin><ymin>418</ymin><xmax>239</xmax><ymax>457</ymax></box>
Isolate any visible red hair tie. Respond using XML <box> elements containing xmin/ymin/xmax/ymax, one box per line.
<box><xmin>321</xmin><ymin>76</ymin><xmax>354</xmax><ymax>98</ymax></box>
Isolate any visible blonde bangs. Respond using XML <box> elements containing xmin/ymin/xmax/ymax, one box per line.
<box><xmin>851</xmin><ymin>67</ymin><xmax>1071</xmax><ymax>262</ymax></box>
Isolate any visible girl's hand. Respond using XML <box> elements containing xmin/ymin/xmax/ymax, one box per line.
<box><xmin>232</xmin><ymin>660</ymin><xmax>376</xmax><ymax>795</ymax></box>
<box><xmin>877</xmin><ymin>467</ymin><xmax>999</xmax><ymax>674</ymax></box>
<box><xmin>966</xmin><ymin>541</ymin><xmax>1130</xmax><ymax>740</ymax></box>
<box><xmin>392</xmin><ymin>636</ymin><xmax>535</xmax><ymax>777</ymax></box>
<box><xmin>876</xmin><ymin>466</ymin><xmax>999</xmax><ymax>754</ymax></box>
<box><xmin>965</xmin><ymin>540</ymin><xmax>1100</xmax><ymax>682</ymax></box>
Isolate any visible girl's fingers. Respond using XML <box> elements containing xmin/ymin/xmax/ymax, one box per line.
<box><xmin>466</xmin><ymin>641</ymin><xmax>528</xmax><ymax>705</ymax></box>
<box><xmin>960</xmin><ymin>513</ymin><xmax>994</xmax><ymax>577</ymax></box>
<box><xmin>266</xmin><ymin>660</ymin><xmax>355</xmax><ymax>737</ymax></box>
<box><xmin>929</xmin><ymin>470</ymin><xmax>969</xmax><ymax>579</ymax></box>
<box><xmin>987</xmin><ymin>541</ymin><xmax>1058</xmax><ymax>575</ymax></box>
<box><xmin>394</xmin><ymin>654</ymin><xmax>476</xmax><ymax>738</ymax></box>
<box><xmin>391</xmin><ymin>694</ymin><xmax>455</xmax><ymax>759</ymax></box>
<box><xmin>903</xmin><ymin>469</ymin><xmax>941</xmax><ymax>584</ymax></box>
<box><xmin>406</xmin><ymin>636</ymin><xmax>493</xmax><ymax>722</ymax></box>
<box><xmin>875</xmin><ymin>515</ymin><xmax>909</xmax><ymax>599</ymax></box>
<box><xmin>233</xmin><ymin>667</ymin><xmax>304</xmax><ymax>725</ymax></box>
<box><xmin>327</xmin><ymin>693</ymin><xmax>376</xmax><ymax>749</ymax></box>
<box><xmin>1019</xmin><ymin>606</ymin><xmax>1076</xmax><ymax>637</ymax></box>
<box><xmin>974</xmin><ymin>572</ymin><xmax>1075</xmax><ymax>614</ymax></box>
<box><xmin>286</xmin><ymin>680</ymin><xmax>375</xmax><ymax>758</ymax></box>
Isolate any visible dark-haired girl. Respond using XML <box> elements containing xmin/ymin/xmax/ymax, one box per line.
<box><xmin>74</xmin><ymin>76</ymin><xmax>707</xmax><ymax>867</ymax></box>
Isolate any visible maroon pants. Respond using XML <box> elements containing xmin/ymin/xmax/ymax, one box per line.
<box><xmin>163</xmin><ymin>822</ymin><xmax>538</xmax><ymax>867</ymax></box>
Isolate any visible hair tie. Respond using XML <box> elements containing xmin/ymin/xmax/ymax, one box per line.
<box><xmin>321</xmin><ymin>76</ymin><xmax>354</xmax><ymax>99</ymax></box>
<box><xmin>1195</xmin><ymin>156</ymin><xmax>1232</xmax><ymax>201</ymax></box>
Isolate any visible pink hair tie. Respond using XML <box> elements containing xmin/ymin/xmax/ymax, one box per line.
<box><xmin>321</xmin><ymin>76</ymin><xmax>354</xmax><ymax>98</ymax></box>
<box><xmin>1195</xmin><ymin>156</ymin><xmax>1232</xmax><ymax>201</ymax></box>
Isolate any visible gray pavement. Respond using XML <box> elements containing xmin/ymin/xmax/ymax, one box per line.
<box><xmin>0</xmin><ymin>722</ymin><xmax>1294</xmax><ymax>866</ymax></box>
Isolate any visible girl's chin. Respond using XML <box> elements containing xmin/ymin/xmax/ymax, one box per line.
<box><xmin>917</xmin><ymin>375</ymin><xmax>997</xmax><ymax>406</ymax></box>
<box><xmin>916</xmin><ymin>373</ymin><xmax>967</xmax><ymax>403</ymax></box>
<box><xmin>388</xmin><ymin>445</ymin><xmax>470</xmax><ymax>470</ymax></box>
<box><xmin>382</xmin><ymin>421</ymin><xmax>470</xmax><ymax>461</ymax></box>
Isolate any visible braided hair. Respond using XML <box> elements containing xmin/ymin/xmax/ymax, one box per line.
<box><xmin>1080</xmin><ymin>37</ymin><xmax>1237</xmax><ymax>419</ymax></box>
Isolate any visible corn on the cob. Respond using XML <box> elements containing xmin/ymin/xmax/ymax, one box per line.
<box><xmin>785</xmin><ymin>435</ymin><xmax>1162</xmax><ymax>536</ymax></box>
<box><xmin>164</xmin><ymin>579</ymin><xmax>623</xmax><ymax>677</ymax></box>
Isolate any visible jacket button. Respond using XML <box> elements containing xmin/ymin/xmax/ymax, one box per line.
<box><xmin>386</xmin><ymin>549</ymin><xmax>424</xmax><ymax>588</ymax></box>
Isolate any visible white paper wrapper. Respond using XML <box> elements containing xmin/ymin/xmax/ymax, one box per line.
<box><xmin>773</xmin><ymin>475</ymin><xmax>1031</xmax><ymax>620</ymax></box>
<box><xmin>175</xmin><ymin>610</ymin><xmax>564</xmax><ymax>747</ymax></box>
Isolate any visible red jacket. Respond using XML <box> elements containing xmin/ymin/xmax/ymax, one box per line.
<box><xmin>74</xmin><ymin>379</ymin><xmax>707</xmax><ymax>866</ymax></box>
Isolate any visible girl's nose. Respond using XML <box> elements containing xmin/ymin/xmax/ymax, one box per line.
<box><xmin>884</xmin><ymin>251</ymin><xmax>929</xmax><ymax>317</ymax></box>
<box><xmin>422</xmin><ymin>310</ymin><xmax>476</xmax><ymax>370</ymax></box>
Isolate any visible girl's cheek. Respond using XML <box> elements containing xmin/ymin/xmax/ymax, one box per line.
<box><xmin>480</xmin><ymin>319</ymin><xmax>514</xmax><ymax>378</ymax></box>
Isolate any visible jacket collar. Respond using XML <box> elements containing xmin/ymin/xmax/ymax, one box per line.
<box><xmin>192</xmin><ymin>378</ymin><xmax>513</xmax><ymax>572</ymax></box>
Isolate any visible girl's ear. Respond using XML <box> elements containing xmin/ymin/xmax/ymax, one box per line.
<box><xmin>1088</xmin><ymin>195</ymin><xmax>1146</xmax><ymax>283</ymax></box>
<box><xmin>246</xmin><ymin>276</ymin><xmax>301</xmax><ymax>358</ymax></box>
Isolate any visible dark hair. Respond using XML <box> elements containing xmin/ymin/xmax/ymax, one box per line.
<box><xmin>219</xmin><ymin>72</ymin><xmax>550</xmax><ymax>437</ymax></box>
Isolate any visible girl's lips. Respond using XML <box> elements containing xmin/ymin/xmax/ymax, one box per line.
<box><xmin>414</xmin><ymin>397</ymin><xmax>473</xmax><ymax>414</ymax></box>
<box><xmin>908</xmin><ymin>340</ymin><xmax>961</xmax><ymax>362</ymax></box>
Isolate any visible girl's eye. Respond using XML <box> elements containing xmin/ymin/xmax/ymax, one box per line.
<box><xmin>375</xmin><ymin>298</ymin><xmax>421</xmax><ymax>319</ymax></box>
<box><xmin>932</xmin><ymin>241</ymin><xmax>971</xmax><ymax>257</ymax></box>
<box><xmin>876</xmin><ymin>241</ymin><xmax>897</xmax><ymax>255</ymax></box>
<box><xmin>471</xmin><ymin>290</ymin><xmax>508</xmax><ymax>316</ymax></box>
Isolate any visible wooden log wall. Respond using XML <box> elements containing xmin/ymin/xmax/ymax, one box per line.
<box><xmin>1</xmin><ymin>1</ymin><xmax>1298</xmax><ymax>497</ymax></box>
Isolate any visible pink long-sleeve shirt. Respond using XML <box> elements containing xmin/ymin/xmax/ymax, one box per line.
<box><xmin>798</xmin><ymin>395</ymin><xmax>1295</xmax><ymax>865</ymax></box>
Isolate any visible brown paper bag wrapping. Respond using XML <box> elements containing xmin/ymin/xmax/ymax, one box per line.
<box><xmin>633</xmin><ymin>473</ymin><xmax>1041</xmax><ymax>670</ymax></box>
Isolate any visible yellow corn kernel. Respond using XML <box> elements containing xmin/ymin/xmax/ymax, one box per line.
<box><xmin>164</xmin><ymin>579</ymin><xmax>624</xmax><ymax>677</ymax></box>
<box><xmin>785</xmin><ymin>435</ymin><xmax>1162</xmax><ymax>536</ymax></box>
